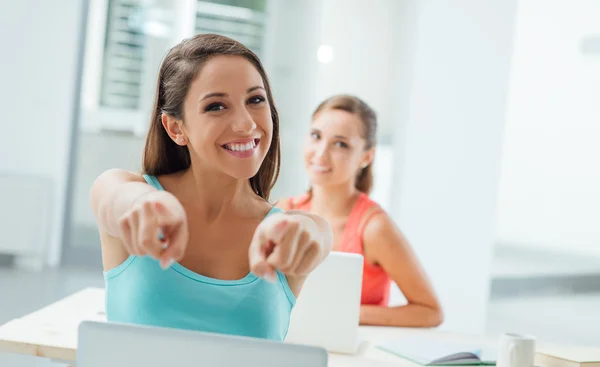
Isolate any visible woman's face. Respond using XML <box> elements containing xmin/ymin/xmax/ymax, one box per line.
<box><xmin>172</xmin><ymin>55</ymin><xmax>272</xmax><ymax>180</ymax></box>
<box><xmin>304</xmin><ymin>109</ymin><xmax>372</xmax><ymax>188</ymax></box>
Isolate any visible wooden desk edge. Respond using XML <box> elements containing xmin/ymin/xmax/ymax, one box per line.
<box><xmin>0</xmin><ymin>338</ymin><xmax>76</xmax><ymax>361</ymax></box>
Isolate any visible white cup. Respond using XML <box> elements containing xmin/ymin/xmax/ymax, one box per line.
<box><xmin>497</xmin><ymin>333</ymin><xmax>536</xmax><ymax>367</ymax></box>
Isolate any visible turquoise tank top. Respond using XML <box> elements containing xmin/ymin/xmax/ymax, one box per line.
<box><xmin>104</xmin><ymin>175</ymin><xmax>296</xmax><ymax>341</ymax></box>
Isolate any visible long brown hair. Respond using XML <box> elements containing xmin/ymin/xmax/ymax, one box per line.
<box><xmin>142</xmin><ymin>34</ymin><xmax>280</xmax><ymax>200</ymax></box>
<box><xmin>312</xmin><ymin>95</ymin><xmax>377</xmax><ymax>194</ymax></box>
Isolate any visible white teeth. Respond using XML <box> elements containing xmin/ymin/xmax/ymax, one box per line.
<box><xmin>312</xmin><ymin>165</ymin><xmax>329</xmax><ymax>172</ymax></box>
<box><xmin>226</xmin><ymin>140</ymin><xmax>256</xmax><ymax>152</ymax></box>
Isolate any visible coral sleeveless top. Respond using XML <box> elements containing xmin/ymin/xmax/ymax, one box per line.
<box><xmin>287</xmin><ymin>193</ymin><xmax>391</xmax><ymax>306</ymax></box>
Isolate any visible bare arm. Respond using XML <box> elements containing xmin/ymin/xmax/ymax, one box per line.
<box><xmin>360</xmin><ymin>213</ymin><xmax>443</xmax><ymax>327</ymax></box>
<box><xmin>91</xmin><ymin>169</ymin><xmax>153</xmax><ymax>236</ymax></box>
<box><xmin>90</xmin><ymin>169</ymin><xmax>188</xmax><ymax>270</ymax></box>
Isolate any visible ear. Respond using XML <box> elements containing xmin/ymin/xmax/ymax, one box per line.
<box><xmin>161</xmin><ymin>113</ymin><xmax>187</xmax><ymax>146</ymax></box>
<box><xmin>360</xmin><ymin>147</ymin><xmax>375</xmax><ymax>169</ymax></box>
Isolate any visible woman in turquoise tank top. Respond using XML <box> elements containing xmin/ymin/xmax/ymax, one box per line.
<box><xmin>90</xmin><ymin>34</ymin><xmax>333</xmax><ymax>341</ymax></box>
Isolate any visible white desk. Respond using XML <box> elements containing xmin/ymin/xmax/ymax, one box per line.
<box><xmin>0</xmin><ymin>288</ymin><xmax>593</xmax><ymax>366</ymax></box>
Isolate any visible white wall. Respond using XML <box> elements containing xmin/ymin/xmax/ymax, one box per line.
<box><xmin>308</xmin><ymin>0</ymin><xmax>399</xmax><ymax>212</ymax></box>
<box><xmin>391</xmin><ymin>0</ymin><xmax>517</xmax><ymax>333</ymax></box>
<box><xmin>314</xmin><ymin>0</ymin><xmax>398</xmax><ymax>145</ymax></box>
<box><xmin>0</xmin><ymin>0</ymin><xmax>84</xmax><ymax>266</ymax></box>
<box><xmin>495</xmin><ymin>0</ymin><xmax>600</xmax><ymax>257</ymax></box>
<box><xmin>72</xmin><ymin>133</ymin><xmax>145</xmax><ymax>231</ymax></box>
<box><xmin>264</xmin><ymin>0</ymin><xmax>322</xmax><ymax>201</ymax></box>
<box><xmin>268</xmin><ymin>0</ymin><xmax>397</xmax><ymax>208</ymax></box>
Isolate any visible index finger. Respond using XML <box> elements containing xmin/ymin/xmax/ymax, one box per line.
<box><xmin>157</xmin><ymin>221</ymin><xmax>188</xmax><ymax>269</ymax></box>
<box><xmin>248</xmin><ymin>231</ymin><xmax>276</xmax><ymax>282</ymax></box>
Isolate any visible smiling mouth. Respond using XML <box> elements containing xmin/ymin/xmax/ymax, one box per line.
<box><xmin>311</xmin><ymin>164</ymin><xmax>332</xmax><ymax>173</ymax></box>
<box><xmin>222</xmin><ymin>138</ymin><xmax>259</xmax><ymax>152</ymax></box>
<box><xmin>221</xmin><ymin>138</ymin><xmax>260</xmax><ymax>158</ymax></box>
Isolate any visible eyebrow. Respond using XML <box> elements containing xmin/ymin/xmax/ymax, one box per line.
<box><xmin>247</xmin><ymin>86</ymin><xmax>264</xmax><ymax>93</ymax></box>
<box><xmin>200</xmin><ymin>86</ymin><xmax>265</xmax><ymax>101</ymax></box>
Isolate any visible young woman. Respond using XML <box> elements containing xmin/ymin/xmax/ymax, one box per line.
<box><xmin>278</xmin><ymin>95</ymin><xmax>443</xmax><ymax>328</ymax></box>
<box><xmin>90</xmin><ymin>34</ymin><xmax>332</xmax><ymax>341</ymax></box>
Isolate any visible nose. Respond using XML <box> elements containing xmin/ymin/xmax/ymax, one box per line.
<box><xmin>231</xmin><ymin>107</ymin><xmax>256</xmax><ymax>134</ymax></box>
<box><xmin>312</xmin><ymin>141</ymin><xmax>328</xmax><ymax>162</ymax></box>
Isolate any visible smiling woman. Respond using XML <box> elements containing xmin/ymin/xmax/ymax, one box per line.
<box><xmin>89</xmin><ymin>34</ymin><xmax>333</xmax><ymax>341</ymax></box>
<box><xmin>146</xmin><ymin>52</ymin><xmax>276</xmax><ymax>189</ymax></box>
<box><xmin>278</xmin><ymin>95</ymin><xmax>443</xmax><ymax>328</ymax></box>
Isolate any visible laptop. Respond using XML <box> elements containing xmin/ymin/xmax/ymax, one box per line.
<box><xmin>285</xmin><ymin>251</ymin><xmax>364</xmax><ymax>354</ymax></box>
<box><xmin>77</xmin><ymin>321</ymin><xmax>328</xmax><ymax>367</ymax></box>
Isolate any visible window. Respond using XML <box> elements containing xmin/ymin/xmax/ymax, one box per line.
<box><xmin>100</xmin><ymin>0</ymin><xmax>145</xmax><ymax>110</ymax></box>
<box><xmin>81</xmin><ymin>0</ymin><xmax>270</xmax><ymax>135</ymax></box>
<box><xmin>195</xmin><ymin>0</ymin><xmax>267</xmax><ymax>57</ymax></box>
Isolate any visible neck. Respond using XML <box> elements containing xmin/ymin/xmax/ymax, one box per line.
<box><xmin>177</xmin><ymin>163</ymin><xmax>259</xmax><ymax>220</ymax></box>
<box><xmin>310</xmin><ymin>181</ymin><xmax>361</xmax><ymax>217</ymax></box>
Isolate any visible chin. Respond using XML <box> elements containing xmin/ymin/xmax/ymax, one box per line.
<box><xmin>216</xmin><ymin>148</ymin><xmax>267</xmax><ymax>180</ymax></box>
<box><xmin>225</xmin><ymin>165</ymin><xmax>262</xmax><ymax>180</ymax></box>
<box><xmin>307</xmin><ymin>174</ymin><xmax>331</xmax><ymax>186</ymax></box>
<box><xmin>309</xmin><ymin>172</ymin><xmax>352</xmax><ymax>189</ymax></box>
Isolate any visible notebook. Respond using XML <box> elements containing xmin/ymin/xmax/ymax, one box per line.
<box><xmin>535</xmin><ymin>347</ymin><xmax>600</xmax><ymax>367</ymax></box>
<box><xmin>377</xmin><ymin>335</ymin><xmax>497</xmax><ymax>366</ymax></box>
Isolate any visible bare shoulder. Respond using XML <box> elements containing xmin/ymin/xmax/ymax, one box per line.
<box><xmin>363</xmin><ymin>209</ymin><xmax>395</xmax><ymax>237</ymax></box>
<box><xmin>362</xmin><ymin>209</ymin><xmax>408</xmax><ymax>261</ymax></box>
<box><xmin>274</xmin><ymin>197</ymin><xmax>292</xmax><ymax>210</ymax></box>
<box><xmin>274</xmin><ymin>194</ymin><xmax>310</xmax><ymax>211</ymax></box>
<box><xmin>90</xmin><ymin>169</ymin><xmax>144</xmax><ymax>204</ymax></box>
<box><xmin>93</xmin><ymin>168</ymin><xmax>145</xmax><ymax>187</ymax></box>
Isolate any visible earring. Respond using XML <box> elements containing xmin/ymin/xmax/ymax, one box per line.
<box><xmin>361</xmin><ymin>163</ymin><xmax>368</xmax><ymax>169</ymax></box>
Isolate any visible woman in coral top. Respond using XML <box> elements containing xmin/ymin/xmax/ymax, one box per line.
<box><xmin>278</xmin><ymin>95</ymin><xmax>443</xmax><ymax>327</ymax></box>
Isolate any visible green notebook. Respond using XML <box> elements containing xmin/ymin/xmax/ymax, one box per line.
<box><xmin>377</xmin><ymin>335</ymin><xmax>497</xmax><ymax>366</ymax></box>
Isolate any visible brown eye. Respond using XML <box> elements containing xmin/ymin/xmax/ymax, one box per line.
<box><xmin>248</xmin><ymin>95</ymin><xmax>266</xmax><ymax>105</ymax></box>
<box><xmin>205</xmin><ymin>103</ymin><xmax>225</xmax><ymax>112</ymax></box>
